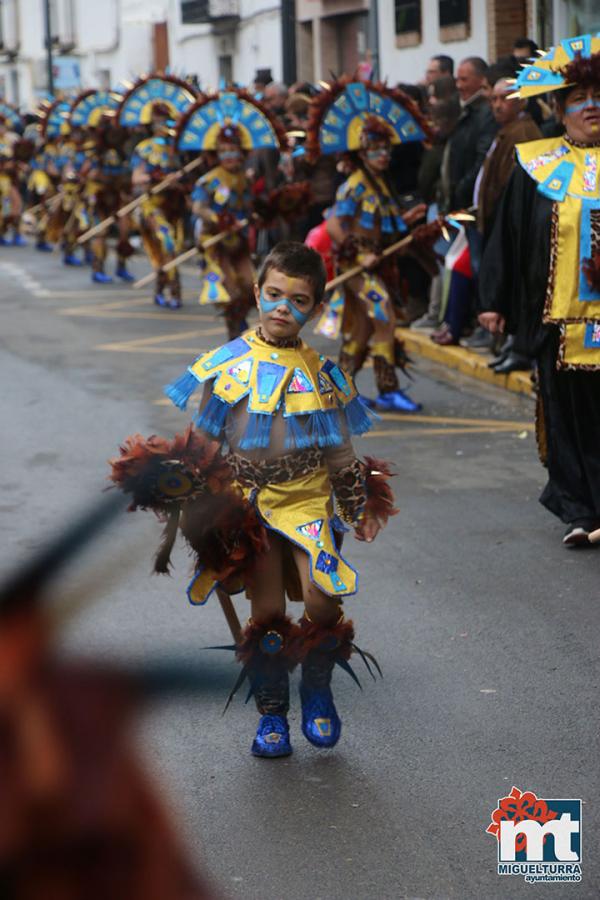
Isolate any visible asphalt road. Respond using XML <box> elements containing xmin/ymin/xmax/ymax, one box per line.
<box><xmin>1</xmin><ymin>244</ymin><xmax>598</xmax><ymax>899</ymax></box>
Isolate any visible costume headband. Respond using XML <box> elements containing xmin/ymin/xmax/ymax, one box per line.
<box><xmin>176</xmin><ymin>90</ymin><xmax>286</xmax><ymax>152</ymax></box>
<box><xmin>117</xmin><ymin>74</ymin><xmax>198</xmax><ymax>127</ymax></box>
<box><xmin>508</xmin><ymin>33</ymin><xmax>600</xmax><ymax>99</ymax></box>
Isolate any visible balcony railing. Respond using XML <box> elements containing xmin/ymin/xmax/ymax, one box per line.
<box><xmin>181</xmin><ymin>0</ymin><xmax>239</xmax><ymax>25</ymax></box>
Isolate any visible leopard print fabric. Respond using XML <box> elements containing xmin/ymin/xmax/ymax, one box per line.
<box><xmin>330</xmin><ymin>458</ymin><xmax>367</xmax><ymax>525</ymax></box>
<box><xmin>226</xmin><ymin>448</ymin><xmax>323</xmax><ymax>490</ymax></box>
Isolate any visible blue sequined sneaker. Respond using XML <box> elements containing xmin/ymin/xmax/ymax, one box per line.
<box><xmin>36</xmin><ymin>240</ymin><xmax>53</xmax><ymax>252</ymax></box>
<box><xmin>251</xmin><ymin>714</ymin><xmax>292</xmax><ymax>758</ymax></box>
<box><xmin>92</xmin><ymin>271</ymin><xmax>113</xmax><ymax>283</ymax></box>
<box><xmin>12</xmin><ymin>234</ymin><xmax>27</xmax><ymax>247</ymax></box>
<box><xmin>374</xmin><ymin>389</ymin><xmax>422</xmax><ymax>413</ymax></box>
<box><xmin>0</xmin><ymin>236</ymin><xmax>11</xmax><ymax>246</ymax></box>
<box><xmin>299</xmin><ymin>684</ymin><xmax>341</xmax><ymax>749</ymax></box>
<box><xmin>154</xmin><ymin>292</ymin><xmax>168</xmax><ymax>307</ymax></box>
<box><xmin>115</xmin><ymin>265</ymin><xmax>135</xmax><ymax>282</ymax></box>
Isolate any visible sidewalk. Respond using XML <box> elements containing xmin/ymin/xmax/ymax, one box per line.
<box><xmin>398</xmin><ymin>327</ymin><xmax>534</xmax><ymax>398</ymax></box>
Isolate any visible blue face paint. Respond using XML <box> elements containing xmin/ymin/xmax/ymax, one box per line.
<box><xmin>259</xmin><ymin>289</ymin><xmax>310</xmax><ymax>325</ymax></box>
<box><xmin>566</xmin><ymin>97</ymin><xmax>600</xmax><ymax>115</ymax></box>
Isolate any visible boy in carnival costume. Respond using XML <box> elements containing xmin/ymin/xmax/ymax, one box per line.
<box><xmin>111</xmin><ymin>242</ymin><xmax>396</xmax><ymax>758</ymax></box>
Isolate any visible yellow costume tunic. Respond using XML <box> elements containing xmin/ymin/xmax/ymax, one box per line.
<box><xmin>318</xmin><ymin>167</ymin><xmax>407</xmax><ymax>362</ymax></box>
<box><xmin>516</xmin><ymin>136</ymin><xmax>600</xmax><ymax>369</ymax></box>
<box><xmin>192</xmin><ymin>165</ymin><xmax>253</xmax><ymax>305</ymax></box>
<box><xmin>165</xmin><ymin>329</ymin><xmax>374</xmax><ymax>604</ymax></box>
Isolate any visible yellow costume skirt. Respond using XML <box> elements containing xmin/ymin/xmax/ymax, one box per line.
<box><xmin>187</xmin><ymin>465</ymin><xmax>358</xmax><ymax>605</ymax></box>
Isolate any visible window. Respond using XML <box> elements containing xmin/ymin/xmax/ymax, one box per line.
<box><xmin>394</xmin><ymin>0</ymin><xmax>420</xmax><ymax>48</ymax></box>
<box><xmin>439</xmin><ymin>0</ymin><xmax>470</xmax><ymax>41</ymax></box>
<box><xmin>181</xmin><ymin>0</ymin><xmax>210</xmax><ymax>24</ymax></box>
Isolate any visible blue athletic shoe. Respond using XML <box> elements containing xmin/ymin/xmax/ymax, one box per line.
<box><xmin>63</xmin><ymin>254</ymin><xmax>83</xmax><ymax>267</ymax></box>
<box><xmin>12</xmin><ymin>234</ymin><xmax>27</xmax><ymax>247</ymax></box>
<box><xmin>115</xmin><ymin>265</ymin><xmax>135</xmax><ymax>282</ymax></box>
<box><xmin>300</xmin><ymin>684</ymin><xmax>341</xmax><ymax>749</ymax></box>
<box><xmin>36</xmin><ymin>240</ymin><xmax>53</xmax><ymax>252</ymax></box>
<box><xmin>251</xmin><ymin>715</ymin><xmax>292</xmax><ymax>758</ymax></box>
<box><xmin>154</xmin><ymin>293</ymin><xmax>169</xmax><ymax>308</ymax></box>
<box><xmin>0</xmin><ymin>236</ymin><xmax>10</xmax><ymax>246</ymax></box>
<box><xmin>92</xmin><ymin>271</ymin><xmax>113</xmax><ymax>284</ymax></box>
<box><xmin>374</xmin><ymin>389</ymin><xmax>422</xmax><ymax>413</ymax></box>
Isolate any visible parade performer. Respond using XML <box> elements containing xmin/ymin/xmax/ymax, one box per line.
<box><xmin>0</xmin><ymin>102</ymin><xmax>28</xmax><ymax>247</ymax></box>
<box><xmin>120</xmin><ymin>74</ymin><xmax>198</xmax><ymax>308</ymax></box>
<box><xmin>39</xmin><ymin>100</ymin><xmax>90</xmax><ymax>266</ymax></box>
<box><xmin>26</xmin><ymin>119</ymin><xmax>62</xmax><ymax>252</ymax></box>
<box><xmin>110</xmin><ymin>242</ymin><xmax>396</xmax><ymax>758</ymax></box>
<box><xmin>177</xmin><ymin>89</ymin><xmax>286</xmax><ymax>337</ymax></box>
<box><xmin>306</xmin><ymin>79</ymin><xmax>431</xmax><ymax>412</ymax></box>
<box><xmin>69</xmin><ymin>89</ymin><xmax>136</xmax><ymax>283</ymax></box>
<box><xmin>479</xmin><ymin>34</ymin><xmax>600</xmax><ymax>545</ymax></box>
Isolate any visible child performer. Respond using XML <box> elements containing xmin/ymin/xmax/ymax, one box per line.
<box><xmin>113</xmin><ymin>242</ymin><xmax>396</xmax><ymax>759</ymax></box>
<box><xmin>169</xmin><ymin>241</ymin><xmax>395</xmax><ymax>756</ymax></box>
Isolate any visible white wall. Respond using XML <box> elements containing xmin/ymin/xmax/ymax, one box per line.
<box><xmin>1</xmin><ymin>0</ymin><xmax>282</xmax><ymax>109</ymax></box>
<box><xmin>377</xmin><ymin>0</ymin><xmax>489</xmax><ymax>85</ymax></box>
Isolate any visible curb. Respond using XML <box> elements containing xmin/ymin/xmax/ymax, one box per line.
<box><xmin>398</xmin><ymin>328</ymin><xmax>534</xmax><ymax>398</ymax></box>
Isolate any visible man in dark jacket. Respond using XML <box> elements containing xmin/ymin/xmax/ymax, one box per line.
<box><xmin>440</xmin><ymin>57</ymin><xmax>498</xmax><ymax>211</ymax></box>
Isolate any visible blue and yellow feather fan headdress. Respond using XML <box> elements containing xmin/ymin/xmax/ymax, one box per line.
<box><xmin>305</xmin><ymin>76</ymin><xmax>431</xmax><ymax>161</ymax></box>
<box><xmin>39</xmin><ymin>99</ymin><xmax>71</xmax><ymax>138</ymax></box>
<box><xmin>69</xmin><ymin>89</ymin><xmax>123</xmax><ymax>128</ymax></box>
<box><xmin>117</xmin><ymin>74</ymin><xmax>199</xmax><ymax>127</ymax></box>
<box><xmin>176</xmin><ymin>89</ymin><xmax>287</xmax><ymax>152</ymax></box>
<box><xmin>0</xmin><ymin>101</ymin><xmax>22</xmax><ymax>132</ymax></box>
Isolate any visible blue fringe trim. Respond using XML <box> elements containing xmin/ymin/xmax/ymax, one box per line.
<box><xmin>345</xmin><ymin>396</ymin><xmax>375</xmax><ymax>435</ymax></box>
<box><xmin>307</xmin><ymin>410</ymin><xmax>342</xmax><ymax>447</ymax></box>
<box><xmin>239</xmin><ymin>412</ymin><xmax>273</xmax><ymax>450</ymax></box>
<box><xmin>164</xmin><ymin>369</ymin><xmax>201</xmax><ymax>410</ymax></box>
<box><xmin>284</xmin><ymin>415</ymin><xmax>312</xmax><ymax>450</ymax></box>
<box><xmin>194</xmin><ymin>393</ymin><xmax>229</xmax><ymax>437</ymax></box>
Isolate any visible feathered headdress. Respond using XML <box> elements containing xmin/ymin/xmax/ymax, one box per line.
<box><xmin>117</xmin><ymin>74</ymin><xmax>199</xmax><ymax>127</ymax></box>
<box><xmin>69</xmin><ymin>89</ymin><xmax>123</xmax><ymax>128</ymax></box>
<box><xmin>38</xmin><ymin>99</ymin><xmax>71</xmax><ymax>138</ymax></box>
<box><xmin>305</xmin><ymin>77</ymin><xmax>431</xmax><ymax>162</ymax></box>
<box><xmin>0</xmin><ymin>101</ymin><xmax>22</xmax><ymax>132</ymax></box>
<box><xmin>508</xmin><ymin>33</ymin><xmax>600</xmax><ymax>99</ymax></box>
<box><xmin>176</xmin><ymin>89</ymin><xmax>287</xmax><ymax>152</ymax></box>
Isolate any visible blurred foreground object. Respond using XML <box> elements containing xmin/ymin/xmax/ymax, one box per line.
<box><xmin>0</xmin><ymin>493</ymin><xmax>218</xmax><ymax>900</ymax></box>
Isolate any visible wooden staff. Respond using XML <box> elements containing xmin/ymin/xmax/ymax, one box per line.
<box><xmin>132</xmin><ymin>218</ymin><xmax>249</xmax><ymax>289</ymax></box>
<box><xmin>24</xmin><ymin>192</ymin><xmax>63</xmax><ymax>217</ymax></box>
<box><xmin>216</xmin><ymin>588</ymin><xmax>242</xmax><ymax>643</ymax></box>
<box><xmin>76</xmin><ymin>155</ymin><xmax>205</xmax><ymax>245</ymax></box>
<box><xmin>325</xmin><ymin>211</ymin><xmax>474</xmax><ymax>292</ymax></box>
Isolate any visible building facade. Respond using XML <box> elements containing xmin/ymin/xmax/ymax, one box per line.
<box><xmin>1</xmin><ymin>0</ymin><xmax>599</xmax><ymax>111</ymax></box>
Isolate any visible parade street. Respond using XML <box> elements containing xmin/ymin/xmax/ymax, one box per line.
<box><xmin>2</xmin><ymin>245</ymin><xmax>598</xmax><ymax>899</ymax></box>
